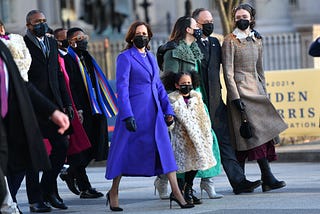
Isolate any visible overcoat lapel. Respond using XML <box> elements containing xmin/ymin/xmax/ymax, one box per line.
<box><xmin>130</xmin><ymin>48</ymin><xmax>153</xmax><ymax>77</ymax></box>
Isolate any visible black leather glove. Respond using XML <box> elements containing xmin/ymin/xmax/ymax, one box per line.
<box><xmin>165</xmin><ymin>115</ymin><xmax>174</xmax><ymax>126</ymax></box>
<box><xmin>125</xmin><ymin>117</ymin><xmax>137</xmax><ymax>132</ymax></box>
<box><xmin>232</xmin><ymin>99</ymin><xmax>245</xmax><ymax>112</ymax></box>
<box><xmin>65</xmin><ymin>105</ymin><xmax>74</xmax><ymax>120</ymax></box>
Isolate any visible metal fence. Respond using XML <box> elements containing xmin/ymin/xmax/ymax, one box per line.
<box><xmin>88</xmin><ymin>32</ymin><xmax>315</xmax><ymax>79</ymax></box>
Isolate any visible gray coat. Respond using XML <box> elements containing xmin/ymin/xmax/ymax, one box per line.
<box><xmin>222</xmin><ymin>32</ymin><xmax>288</xmax><ymax>151</ymax></box>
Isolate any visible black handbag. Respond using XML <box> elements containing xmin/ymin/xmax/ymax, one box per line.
<box><xmin>239</xmin><ymin>110</ymin><xmax>253</xmax><ymax>139</ymax></box>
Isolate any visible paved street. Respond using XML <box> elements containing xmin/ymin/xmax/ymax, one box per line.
<box><xmin>15</xmin><ymin>161</ymin><xmax>320</xmax><ymax>214</ymax></box>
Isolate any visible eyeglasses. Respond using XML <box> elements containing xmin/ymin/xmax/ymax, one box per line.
<box><xmin>70</xmin><ymin>34</ymin><xmax>89</xmax><ymax>42</ymax></box>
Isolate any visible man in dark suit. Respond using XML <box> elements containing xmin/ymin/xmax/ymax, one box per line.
<box><xmin>192</xmin><ymin>8</ymin><xmax>262</xmax><ymax>195</ymax></box>
<box><xmin>62</xmin><ymin>27</ymin><xmax>109</xmax><ymax>199</ymax></box>
<box><xmin>0</xmin><ymin>39</ymin><xmax>70</xmax><ymax>212</ymax></box>
<box><xmin>7</xmin><ymin>9</ymin><xmax>73</xmax><ymax>212</ymax></box>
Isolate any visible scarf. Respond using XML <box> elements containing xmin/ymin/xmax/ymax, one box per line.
<box><xmin>68</xmin><ymin>47</ymin><xmax>118</xmax><ymax>118</ymax></box>
<box><xmin>0</xmin><ymin>34</ymin><xmax>9</xmax><ymax>40</ymax></box>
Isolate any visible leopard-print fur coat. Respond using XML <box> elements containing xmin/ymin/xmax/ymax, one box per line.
<box><xmin>169</xmin><ymin>90</ymin><xmax>217</xmax><ymax>173</ymax></box>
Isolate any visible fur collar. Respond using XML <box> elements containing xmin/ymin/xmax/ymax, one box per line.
<box><xmin>169</xmin><ymin>90</ymin><xmax>202</xmax><ymax>105</ymax></box>
<box><xmin>172</xmin><ymin>40</ymin><xmax>203</xmax><ymax>63</ymax></box>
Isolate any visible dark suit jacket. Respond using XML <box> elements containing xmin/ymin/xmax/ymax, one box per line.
<box><xmin>24</xmin><ymin>34</ymin><xmax>71</xmax><ymax>137</ymax></box>
<box><xmin>0</xmin><ymin>40</ymin><xmax>51</xmax><ymax>174</ymax></box>
<box><xmin>196</xmin><ymin>37</ymin><xmax>226</xmax><ymax>129</ymax></box>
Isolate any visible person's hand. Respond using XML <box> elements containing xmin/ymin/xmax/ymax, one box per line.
<box><xmin>77</xmin><ymin>110</ymin><xmax>84</xmax><ymax>124</ymax></box>
<box><xmin>64</xmin><ymin>105</ymin><xmax>74</xmax><ymax>120</ymax></box>
<box><xmin>165</xmin><ymin>115</ymin><xmax>174</xmax><ymax>126</ymax></box>
<box><xmin>125</xmin><ymin>117</ymin><xmax>137</xmax><ymax>132</ymax></box>
<box><xmin>50</xmin><ymin>110</ymin><xmax>70</xmax><ymax>134</ymax></box>
<box><xmin>232</xmin><ymin>99</ymin><xmax>245</xmax><ymax>112</ymax></box>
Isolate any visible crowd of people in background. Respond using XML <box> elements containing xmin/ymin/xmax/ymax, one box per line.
<box><xmin>5</xmin><ymin>2</ymin><xmax>320</xmax><ymax>213</ymax></box>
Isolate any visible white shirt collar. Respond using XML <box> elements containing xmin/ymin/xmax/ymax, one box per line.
<box><xmin>233</xmin><ymin>28</ymin><xmax>255</xmax><ymax>40</ymax></box>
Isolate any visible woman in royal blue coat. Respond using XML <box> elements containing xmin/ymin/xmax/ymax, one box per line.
<box><xmin>105</xmin><ymin>21</ymin><xmax>194</xmax><ymax>211</ymax></box>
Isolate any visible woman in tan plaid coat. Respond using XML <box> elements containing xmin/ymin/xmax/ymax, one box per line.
<box><xmin>222</xmin><ymin>3</ymin><xmax>288</xmax><ymax>193</ymax></box>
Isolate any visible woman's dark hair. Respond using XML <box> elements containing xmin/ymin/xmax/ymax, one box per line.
<box><xmin>169</xmin><ymin>16</ymin><xmax>192</xmax><ymax>43</ymax></box>
<box><xmin>124</xmin><ymin>21</ymin><xmax>153</xmax><ymax>51</ymax></box>
<box><xmin>233</xmin><ymin>3</ymin><xmax>256</xmax><ymax>29</ymax></box>
<box><xmin>161</xmin><ymin>71</ymin><xmax>200</xmax><ymax>91</ymax></box>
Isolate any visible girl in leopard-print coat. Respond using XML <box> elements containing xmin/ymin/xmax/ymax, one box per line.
<box><xmin>162</xmin><ymin>71</ymin><xmax>217</xmax><ymax>204</ymax></box>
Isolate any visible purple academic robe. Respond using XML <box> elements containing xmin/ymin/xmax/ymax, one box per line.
<box><xmin>105</xmin><ymin>47</ymin><xmax>177</xmax><ymax>179</ymax></box>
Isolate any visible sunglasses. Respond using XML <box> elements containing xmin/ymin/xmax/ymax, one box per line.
<box><xmin>70</xmin><ymin>34</ymin><xmax>89</xmax><ymax>42</ymax></box>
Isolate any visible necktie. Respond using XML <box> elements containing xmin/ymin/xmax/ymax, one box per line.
<box><xmin>0</xmin><ymin>58</ymin><xmax>8</xmax><ymax>118</ymax></box>
<box><xmin>203</xmin><ymin>40</ymin><xmax>209</xmax><ymax>52</ymax></box>
<box><xmin>39</xmin><ymin>40</ymin><xmax>47</xmax><ymax>55</ymax></box>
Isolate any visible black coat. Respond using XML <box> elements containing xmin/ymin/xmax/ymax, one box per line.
<box><xmin>196</xmin><ymin>37</ymin><xmax>226</xmax><ymax>129</ymax></box>
<box><xmin>24</xmin><ymin>35</ymin><xmax>71</xmax><ymax>137</ymax></box>
<box><xmin>63</xmin><ymin>51</ymin><xmax>108</xmax><ymax>162</ymax></box>
<box><xmin>0</xmin><ymin>40</ymin><xmax>51</xmax><ymax>174</ymax></box>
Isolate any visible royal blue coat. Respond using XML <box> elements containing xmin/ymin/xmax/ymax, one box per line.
<box><xmin>106</xmin><ymin>47</ymin><xmax>177</xmax><ymax>179</ymax></box>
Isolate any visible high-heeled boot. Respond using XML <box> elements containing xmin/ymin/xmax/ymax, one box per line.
<box><xmin>200</xmin><ymin>178</ymin><xmax>224</xmax><ymax>199</ymax></box>
<box><xmin>154</xmin><ymin>175</ymin><xmax>169</xmax><ymax>199</ymax></box>
<box><xmin>183</xmin><ymin>184</ymin><xmax>202</xmax><ymax>205</ymax></box>
<box><xmin>257</xmin><ymin>158</ymin><xmax>286</xmax><ymax>192</ymax></box>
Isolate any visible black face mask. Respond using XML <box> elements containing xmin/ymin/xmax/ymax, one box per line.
<box><xmin>75</xmin><ymin>40</ymin><xmax>88</xmax><ymax>51</ymax></box>
<box><xmin>59</xmin><ymin>39</ymin><xmax>69</xmax><ymax>49</ymax></box>
<box><xmin>179</xmin><ymin>84</ymin><xmax>193</xmax><ymax>95</ymax></box>
<box><xmin>32</xmin><ymin>22</ymin><xmax>48</xmax><ymax>37</ymax></box>
<box><xmin>202</xmin><ymin>23</ymin><xmax>214</xmax><ymax>37</ymax></box>
<box><xmin>192</xmin><ymin>28</ymin><xmax>203</xmax><ymax>40</ymax></box>
<box><xmin>236</xmin><ymin>19</ymin><xmax>250</xmax><ymax>31</ymax></box>
<box><xmin>133</xmin><ymin>35</ymin><xmax>149</xmax><ymax>49</ymax></box>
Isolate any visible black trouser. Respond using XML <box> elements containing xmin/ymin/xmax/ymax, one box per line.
<box><xmin>7</xmin><ymin>169</ymin><xmax>42</xmax><ymax>204</ymax></box>
<box><xmin>40</xmin><ymin>135</ymin><xmax>69</xmax><ymax>197</ymax></box>
<box><xmin>7</xmin><ymin>171</ymin><xmax>24</xmax><ymax>203</ymax></box>
<box><xmin>69</xmin><ymin>166</ymin><xmax>91</xmax><ymax>191</ymax></box>
<box><xmin>67</xmin><ymin>149</ymin><xmax>93</xmax><ymax>192</ymax></box>
<box><xmin>214</xmin><ymin>105</ymin><xmax>245</xmax><ymax>189</ymax></box>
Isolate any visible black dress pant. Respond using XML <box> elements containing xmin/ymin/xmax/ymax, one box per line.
<box><xmin>40</xmin><ymin>134</ymin><xmax>69</xmax><ymax>197</ymax></box>
<box><xmin>213</xmin><ymin>104</ymin><xmax>245</xmax><ymax>189</ymax></box>
<box><xmin>67</xmin><ymin>149</ymin><xmax>93</xmax><ymax>192</ymax></box>
<box><xmin>29</xmin><ymin>133</ymin><xmax>68</xmax><ymax>203</ymax></box>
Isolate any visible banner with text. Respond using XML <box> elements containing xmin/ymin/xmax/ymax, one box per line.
<box><xmin>265</xmin><ymin>69</ymin><xmax>320</xmax><ymax>136</ymax></box>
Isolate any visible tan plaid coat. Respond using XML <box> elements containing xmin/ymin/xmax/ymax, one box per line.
<box><xmin>222</xmin><ymin>33</ymin><xmax>287</xmax><ymax>151</ymax></box>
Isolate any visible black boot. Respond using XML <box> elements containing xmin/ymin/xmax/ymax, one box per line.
<box><xmin>183</xmin><ymin>184</ymin><xmax>193</xmax><ymax>204</ymax></box>
<box><xmin>183</xmin><ymin>184</ymin><xmax>202</xmax><ymax>205</ymax></box>
<box><xmin>257</xmin><ymin>158</ymin><xmax>286</xmax><ymax>192</ymax></box>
